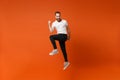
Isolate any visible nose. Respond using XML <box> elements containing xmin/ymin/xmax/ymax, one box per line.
<box><xmin>56</xmin><ymin>16</ymin><xmax>60</xmax><ymax>18</ymax></box>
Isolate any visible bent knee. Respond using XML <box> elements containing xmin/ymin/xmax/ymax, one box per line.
<box><xmin>49</xmin><ymin>35</ymin><xmax>53</xmax><ymax>39</ymax></box>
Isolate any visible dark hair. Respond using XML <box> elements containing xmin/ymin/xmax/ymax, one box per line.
<box><xmin>55</xmin><ymin>11</ymin><xmax>61</xmax><ymax>15</ymax></box>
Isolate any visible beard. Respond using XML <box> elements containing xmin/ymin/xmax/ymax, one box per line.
<box><xmin>56</xmin><ymin>18</ymin><xmax>62</xmax><ymax>22</ymax></box>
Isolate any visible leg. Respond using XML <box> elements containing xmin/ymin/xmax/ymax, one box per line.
<box><xmin>59</xmin><ymin>40</ymin><xmax>70</xmax><ymax>70</ymax></box>
<box><xmin>59</xmin><ymin>40</ymin><xmax>68</xmax><ymax>62</ymax></box>
<box><xmin>49</xmin><ymin>34</ymin><xmax>59</xmax><ymax>49</ymax></box>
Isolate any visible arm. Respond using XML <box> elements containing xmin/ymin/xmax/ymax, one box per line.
<box><xmin>66</xmin><ymin>26</ymin><xmax>71</xmax><ymax>40</ymax></box>
<box><xmin>48</xmin><ymin>20</ymin><xmax>54</xmax><ymax>33</ymax></box>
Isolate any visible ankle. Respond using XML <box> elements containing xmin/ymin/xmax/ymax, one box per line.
<box><xmin>54</xmin><ymin>49</ymin><xmax>58</xmax><ymax>51</ymax></box>
<box><xmin>64</xmin><ymin>61</ymin><xmax>69</xmax><ymax>63</ymax></box>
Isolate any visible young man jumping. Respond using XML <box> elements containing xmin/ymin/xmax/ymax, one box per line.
<box><xmin>48</xmin><ymin>11</ymin><xmax>71</xmax><ymax>70</ymax></box>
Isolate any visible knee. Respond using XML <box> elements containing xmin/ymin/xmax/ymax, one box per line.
<box><xmin>49</xmin><ymin>35</ymin><xmax>53</xmax><ymax>39</ymax></box>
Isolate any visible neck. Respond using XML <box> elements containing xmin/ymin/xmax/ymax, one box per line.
<box><xmin>57</xmin><ymin>19</ymin><xmax>62</xmax><ymax>22</ymax></box>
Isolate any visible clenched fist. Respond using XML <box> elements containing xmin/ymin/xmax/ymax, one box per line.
<box><xmin>48</xmin><ymin>20</ymin><xmax>51</xmax><ymax>25</ymax></box>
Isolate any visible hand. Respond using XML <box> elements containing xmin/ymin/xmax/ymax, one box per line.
<box><xmin>48</xmin><ymin>20</ymin><xmax>51</xmax><ymax>25</ymax></box>
<box><xmin>67</xmin><ymin>35</ymin><xmax>70</xmax><ymax>40</ymax></box>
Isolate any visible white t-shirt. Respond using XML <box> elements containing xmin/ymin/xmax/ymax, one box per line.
<box><xmin>52</xmin><ymin>19</ymin><xmax>68</xmax><ymax>34</ymax></box>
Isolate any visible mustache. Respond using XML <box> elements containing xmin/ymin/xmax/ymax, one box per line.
<box><xmin>56</xmin><ymin>19</ymin><xmax>61</xmax><ymax>22</ymax></box>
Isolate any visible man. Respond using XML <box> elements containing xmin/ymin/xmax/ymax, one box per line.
<box><xmin>48</xmin><ymin>11</ymin><xmax>71</xmax><ymax>70</ymax></box>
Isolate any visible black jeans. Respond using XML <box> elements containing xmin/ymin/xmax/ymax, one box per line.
<box><xmin>49</xmin><ymin>34</ymin><xmax>68</xmax><ymax>62</ymax></box>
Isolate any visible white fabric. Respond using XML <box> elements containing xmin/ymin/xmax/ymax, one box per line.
<box><xmin>52</xmin><ymin>19</ymin><xmax>68</xmax><ymax>34</ymax></box>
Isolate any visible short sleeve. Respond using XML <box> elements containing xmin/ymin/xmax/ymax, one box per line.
<box><xmin>65</xmin><ymin>20</ymin><xmax>68</xmax><ymax>26</ymax></box>
<box><xmin>51</xmin><ymin>22</ymin><xmax>55</xmax><ymax>28</ymax></box>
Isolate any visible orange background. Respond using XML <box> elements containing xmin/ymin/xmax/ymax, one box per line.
<box><xmin>0</xmin><ymin>0</ymin><xmax>120</xmax><ymax>80</ymax></box>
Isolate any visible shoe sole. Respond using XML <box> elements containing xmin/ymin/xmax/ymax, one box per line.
<box><xmin>49</xmin><ymin>52</ymin><xmax>58</xmax><ymax>56</ymax></box>
<box><xmin>63</xmin><ymin>62</ymin><xmax>70</xmax><ymax>70</ymax></box>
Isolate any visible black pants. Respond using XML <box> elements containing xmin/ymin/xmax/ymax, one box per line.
<box><xmin>49</xmin><ymin>34</ymin><xmax>68</xmax><ymax>62</ymax></box>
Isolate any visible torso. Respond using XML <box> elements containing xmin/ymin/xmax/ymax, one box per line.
<box><xmin>52</xmin><ymin>19</ymin><xmax>68</xmax><ymax>34</ymax></box>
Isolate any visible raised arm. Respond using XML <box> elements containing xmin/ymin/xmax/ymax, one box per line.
<box><xmin>48</xmin><ymin>20</ymin><xmax>54</xmax><ymax>33</ymax></box>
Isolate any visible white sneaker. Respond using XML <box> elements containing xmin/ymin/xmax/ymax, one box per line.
<box><xmin>63</xmin><ymin>62</ymin><xmax>70</xmax><ymax>70</ymax></box>
<box><xmin>49</xmin><ymin>49</ymin><xmax>58</xmax><ymax>56</ymax></box>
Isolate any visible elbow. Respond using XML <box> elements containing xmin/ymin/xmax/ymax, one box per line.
<box><xmin>50</xmin><ymin>29</ymin><xmax>53</xmax><ymax>33</ymax></box>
